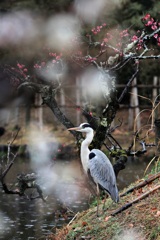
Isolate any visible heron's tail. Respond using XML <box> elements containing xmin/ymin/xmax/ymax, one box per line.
<box><xmin>110</xmin><ymin>185</ymin><xmax>119</xmax><ymax>203</ymax></box>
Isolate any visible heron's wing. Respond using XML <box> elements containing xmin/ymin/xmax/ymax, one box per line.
<box><xmin>88</xmin><ymin>149</ymin><xmax>119</xmax><ymax>202</ymax></box>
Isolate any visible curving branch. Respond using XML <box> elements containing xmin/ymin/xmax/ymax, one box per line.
<box><xmin>41</xmin><ymin>85</ymin><xmax>82</xmax><ymax>143</ymax></box>
<box><xmin>18</xmin><ymin>82</ymin><xmax>82</xmax><ymax>145</ymax></box>
<box><xmin>118</xmin><ymin>65</ymin><xmax>139</xmax><ymax>103</ymax></box>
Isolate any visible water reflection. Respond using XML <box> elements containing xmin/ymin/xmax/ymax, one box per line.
<box><xmin>0</xmin><ymin>156</ymin><xmax>153</xmax><ymax>239</ymax></box>
<box><xmin>117</xmin><ymin>156</ymin><xmax>153</xmax><ymax>189</ymax></box>
<box><xmin>0</xmin><ymin>158</ymin><xmax>89</xmax><ymax>239</ymax></box>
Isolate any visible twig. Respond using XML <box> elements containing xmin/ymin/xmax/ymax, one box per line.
<box><xmin>7</xmin><ymin>128</ymin><xmax>20</xmax><ymax>164</ymax></box>
<box><xmin>120</xmin><ymin>172</ymin><xmax>160</xmax><ymax>197</ymax></box>
<box><xmin>109</xmin><ymin>119</ymin><xmax>123</xmax><ymax>132</ymax></box>
<box><xmin>126</xmin><ymin>140</ymin><xmax>148</xmax><ymax>156</ymax></box>
<box><xmin>107</xmin><ymin>133</ymin><xmax>122</xmax><ymax>150</ymax></box>
<box><xmin>67</xmin><ymin>212</ymin><xmax>79</xmax><ymax>226</ymax></box>
<box><xmin>118</xmin><ymin>66</ymin><xmax>139</xmax><ymax>103</ymax></box>
<box><xmin>1</xmin><ymin>153</ymin><xmax>18</xmax><ymax>179</ymax></box>
<box><xmin>111</xmin><ymin>184</ymin><xmax>160</xmax><ymax>216</ymax></box>
<box><xmin>133</xmin><ymin>55</ymin><xmax>160</xmax><ymax>60</ymax></box>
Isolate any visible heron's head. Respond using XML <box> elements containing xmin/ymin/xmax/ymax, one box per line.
<box><xmin>68</xmin><ymin>123</ymin><xmax>93</xmax><ymax>133</ymax></box>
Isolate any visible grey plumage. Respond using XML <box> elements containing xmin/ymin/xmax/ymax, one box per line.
<box><xmin>88</xmin><ymin>149</ymin><xmax>119</xmax><ymax>203</ymax></box>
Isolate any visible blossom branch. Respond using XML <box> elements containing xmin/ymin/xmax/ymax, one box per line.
<box><xmin>133</xmin><ymin>54</ymin><xmax>160</xmax><ymax>60</ymax></box>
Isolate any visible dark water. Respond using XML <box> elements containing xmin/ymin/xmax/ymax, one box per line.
<box><xmin>0</xmin><ymin>155</ymin><xmax>153</xmax><ymax>240</ymax></box>
<box><xmin>0</xmin><ymin>158</ymin><xmax>89</xmax><ymax>240</ymax></box>
<box><xmin>117</xmin><ymin>156</ymin><xmax>154</xmax><ymax>189</ymax></box>
<box><xmin>0</xmin><ymin>186</ymin><xmax>89</xmax><ymax>240</ymax></box>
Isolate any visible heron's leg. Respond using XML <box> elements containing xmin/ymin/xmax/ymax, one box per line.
<box><xmin>102</xmin><ymin>193</ymin><xmax>106</xmax><ymax>214</ymax></box>
<box><xmin>96</xmin><ymin>183</ymin><xmax>100</xmax><ymax>217</ymax></box>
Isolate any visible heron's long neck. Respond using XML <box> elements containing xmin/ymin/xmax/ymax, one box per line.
<box><xmin>81</xmin><ymin>130</ymin><xmax>94</xmax><ymax>173</ymax></box>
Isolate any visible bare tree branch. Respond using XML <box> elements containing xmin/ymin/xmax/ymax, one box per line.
<box><xmin>118</xmin><ymin>65</ymin><xmax>139</xmax><ymax>103</ymax></box>
<box><xmin>133</xmin><ymin>55</ymin><xmax>160</xmax><ymax>60</ymax></box>
<box><xmin>120</xmin><ymin>171</ymin><xmax>160</xmax><ymax>197</ymax></box>
<box><xmin>111</xmin><ymin>184</ymin><xmax>160</xmax><ymax>216</ymax></box>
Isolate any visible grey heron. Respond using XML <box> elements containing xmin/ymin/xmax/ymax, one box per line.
<box><xmin>68</xmin><ymin>123</ymin><xmax>119</xmax><ymax>215</ymax></box>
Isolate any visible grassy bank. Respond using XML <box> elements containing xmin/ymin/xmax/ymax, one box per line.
<box><xmin>46</xmin><ymin>166</ymin><xmax>160</xmax><ymax>240</ymax></box>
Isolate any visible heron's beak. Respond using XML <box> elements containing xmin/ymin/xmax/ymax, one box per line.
<box><xmin>67</xmin><ymin>126</ymin><xmax>81</xmax><ymax>131</ymax></box>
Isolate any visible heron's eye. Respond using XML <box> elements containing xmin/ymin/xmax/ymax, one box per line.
<box><xmin>82</xmin><ymin>124</ymin><xmax>91</xmax><ymax>128</ymax></box>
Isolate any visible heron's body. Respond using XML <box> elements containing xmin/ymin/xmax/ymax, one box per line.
<box><xmin>68</xmin><ymin>123</ymin><xmax>119</xmax><ymax>208</ymax></box>
<box><xmin>88</xmin><ymin>149</ymin><xmax>119</xmax><ymax>202</ymax></box>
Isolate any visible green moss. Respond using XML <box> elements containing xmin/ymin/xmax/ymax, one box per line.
<box><xmin>150</xmin><ymin>227</ymin><xmax>160</xmax><ymax>240</ymax></box>
<box><xmin>108</xmin><ymin>222</ymin><xmax>121</xmax><ymax>236</ymax></box>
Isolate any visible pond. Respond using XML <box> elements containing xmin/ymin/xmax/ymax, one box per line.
<box><xmin>0</xmin><ymin>152</ymin><xmax>154</xmax><ymax>240</ymax></box>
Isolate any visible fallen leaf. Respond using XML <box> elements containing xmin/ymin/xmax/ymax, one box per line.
<box><xmin>86</xmin><ymin>227</ymin><xmax>91</xmax><ymax>231</ymax></box>
<box><xmin>82</xmin><ymin>221</ymin><xmax>88</xmax><ymax>227</ymax></box>
<box><xmin>74</xmin><ymin>227</ymin><xmax>81</xmax><ymax>232</ymax></box>
<box><xmin>104</xmin><ymin>216</ymin><xmax>111</xmax><ymax>222</ymax></box>
<box><xmin>136</xmin><ymin>203</ymin><xmax>146</xmax><ymax>208</ymax></box>
<box><xmin>64</xmin><ymin>227</ymin><xmax>69</xmax><ymax>235</ymax></box>
<box><xmin>151</xmin><ymin>207</ymin><xmax>157</xmax><ymax>212</ymax></box>
<box><xmin>155</xmin><ymin>211</ymin><xmax>160</xmax><ymax>217</ymax></box>
<box><xmin>128</xmin><ymin>223</ymin><xmax>134</xmax><ymax>228</ymax></box>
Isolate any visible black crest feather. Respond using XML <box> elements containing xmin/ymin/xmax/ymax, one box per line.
<box><xmin>82</xmin><ymin>123</ymin><xmax>92</xmax><ymax>129</ymax></box>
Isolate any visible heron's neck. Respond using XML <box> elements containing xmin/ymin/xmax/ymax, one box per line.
<box><xmin>82</xmin><ymin>130</ymin><xmax>94</xmax><ymax>148</ymax></box>
<box><xmin>81</xmin><ymin>130</ymin><xmax>94</xmax><ymax>173</ymax></box>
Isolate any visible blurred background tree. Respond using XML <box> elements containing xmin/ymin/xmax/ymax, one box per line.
<box><xmin>0</xmin><ymin>0</ymin><xmax>159</xmax><ymax>105</ymax></box>
<box><xmin>104</xmin><ymin>0</ymin><xmax>160</xmax><ymax>103</ymax></box>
